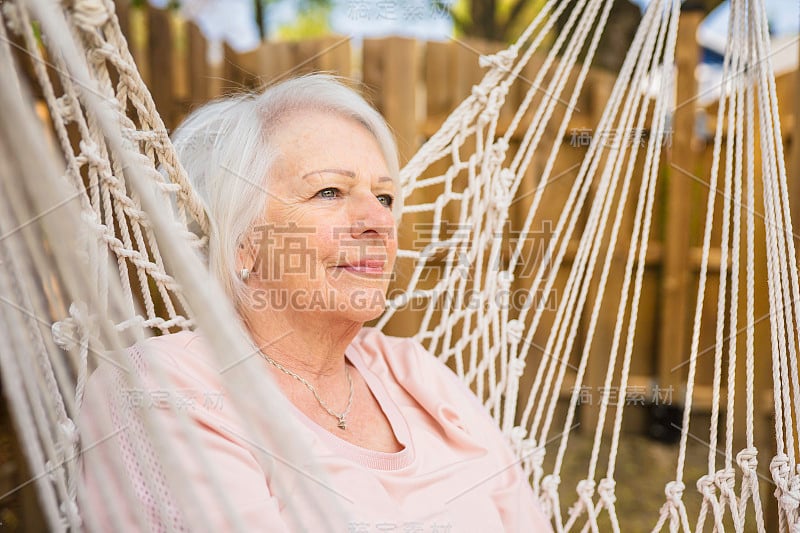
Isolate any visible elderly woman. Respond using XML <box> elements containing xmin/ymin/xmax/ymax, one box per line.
<box><xmin>80</xmin><ymin>75</ymin><xmax>550</xmax><ymax>532</ymax></box>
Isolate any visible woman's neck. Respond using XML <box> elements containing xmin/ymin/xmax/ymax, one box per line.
<box><xmin>243</xmin><ymin>309</ymin><xmax>361</xmax><ymax>378</ymax></box>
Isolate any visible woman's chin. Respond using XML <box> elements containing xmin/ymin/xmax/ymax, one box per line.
<box><xmin>331</xmin><ymin>288</ymin><xmax>388</xmax><ymax>323</ymax></box>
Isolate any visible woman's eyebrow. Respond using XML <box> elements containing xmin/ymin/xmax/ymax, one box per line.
<box><xmin>301</xmin><ymin>169</ymin><xmax>393</xmax><ymax>183</ymax></box>
<box><xmin>301</xmin><ymin>168</ymin><xmax>356</xmax><ymax>180</ymax></box>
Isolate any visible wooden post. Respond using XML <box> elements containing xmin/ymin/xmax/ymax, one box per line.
<box><xmin>363</xmin><ymin>37</ymin><xmax>418</xmax><ymax>164</ymax></box>
<box><xmin>657</xmin><ymin>8</ymin><xmax>703</xmax><ymax>399</ymax></box>
<box><xmin>423</xmin><ymin>40</ymin><xmax>454</xmax><ymax>132</ymax></box>
<box><xmin>114</xmin><ymin>0</ymin><xmax>131</xmax><ymax>43</ymax></box>
<box><xmin>147</xmin><ymin>5</ymin><xmax>175</xmax><ymax>129</ymax></box>
<box><xmin>186</xmin><ymin>21</ymin><xmax>209</xmax><ymax>104</ymax></box>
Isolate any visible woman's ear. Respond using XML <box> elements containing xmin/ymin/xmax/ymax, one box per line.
<box><xmin>236</xmin><ymin>231</ymin><xmax>259</xmax><ymax>272</ymax></box>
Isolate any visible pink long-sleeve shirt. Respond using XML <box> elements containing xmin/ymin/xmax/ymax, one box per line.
<box><xmin>79</xmin><ymin>328</ymin><xmax>551</xmax><ymax>532</ymax></box>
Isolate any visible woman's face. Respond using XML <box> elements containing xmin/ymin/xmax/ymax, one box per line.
<box><xmin>245</xmin><ymin>109</ymin><xmax>397</xmax><ymax>324</ymax></box>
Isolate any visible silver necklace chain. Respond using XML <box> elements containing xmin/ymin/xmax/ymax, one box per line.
<box><xmin>263</xmin><ymin>356</ymin><xmax>354</xmax><ymax>430</ymax></box>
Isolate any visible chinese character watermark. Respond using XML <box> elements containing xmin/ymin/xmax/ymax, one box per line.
<box><xmin>121</xmin><ymin>389</ymin><xmax>225</xmax><ymax>411</ymax></box>
<box><xmin>569</xmin><ymin>128</ymin><xmax>674</xmax><ymax>149</ymax></box>
<box><xmin>572</xmin><ymin>384</ymin><xmax>674</xmax><ymax>406</ymax></box>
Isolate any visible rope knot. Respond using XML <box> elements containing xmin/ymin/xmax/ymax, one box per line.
<box><xmin>576</xmin><ymin>479</ymin><xmax>596</xmax><ymax>499</ymax></box>
<box><xmin>509</xmin><ymin>357</ymin><xmax>526</xmax><ymax>377</ymax></box>
<box><xmin>510</xmin><ymin>426</ymin><xmax>527</xmax><ymax>445</ymax></box>
<box><xmin>59</xmin><ymin>499</ymin><xmax>82</xmax><ymax>528</ymax></box>
<box><xmin>492</xmin><ymin>137</ymin><xmax>509</xmax><ymax>156</ymax></box>
<box><xmin>55</xmin><ymin>95</ymin><xmax>76</xmax><ymax>122</ymax></box>
<box><xmin>714</xmin><ymin>468</ymin><xmax>736</xmax><ymax>491</ymax></box>
<box><xmin>507</xmin><ymin>319</ymin><xmax>524</xmax><ymax>344</ymax></box>
<box><xmin>736</xmin><ymin>447</ymin><xmax>758</xmax><ymax>472</ymax></box>
<box><xmin>569</xmin><ymin>479</ymin><xmax>596</xmax><ymax>517</ymax></box>
<box><xmin>770</xmin><ymin>454</ymin><xmax>800</xmax><ymax>509</ymax></box>
<box><xmin>479</xmin><ymin>86</ymin><xmax>509</xmax><ymax>123</ymax></box>
<box><xmin>497</xmin><ymin>270</ymin><xmax>513</xmax><ymax>290</ymax></box>
<box><xmin>52</xmin><ymin>302</ymin><xmax>90</xmax><ymax>350</ymax></box>
<box><xmin>478</xmin><ymin>49</ymin><xmax>517</xmax><ymax>71</ymax></box>
<box><xmin>664</xmin><ymin>481</ymin><xmax>685</xmax><ymax>506</ymax></box>
<box><xmin>491</xmin><ymin>170</ymin><xmax>514</xmax><ymax>212</ymax></box>
<box><xmin>539</xmin><ymin>474</ymin><xmax>560</xmax><ymax>519</ymax></box>
<box><xmin>786</xmin><ymin>473</ymin><xmax>800</xmax><ymax>509</ymax></box>
<box><xmin>45</xmin><ymin>460</ymin><xmax>59</xmax><ymax>482</ymax></box>
<box><xmin>52</xmin><ymin>319</ymin><xmax>80</xmax><ymax>351</ymax></box>
<box><xmin>541</xmin><ymin>474</ymin><xmax>561</xmax><ymax>494</ymax></box>
<box><xmin>520</xmin><ymin>438</ymin><xmax>538</xmax><ymax>458</ymax></box>
<box><xmin>696</xmin><ymin>474</ymin><xmax>717</xmax><ymax>498</ymax></box>
<box><xmin>79</xmin><ymin>139</ymin><xmax>107</xmax><ymax>170</ymax></box>
<box><xmin>598</xmin><ymin>478</ymin><xmax>616</xmax><ymax>505</ymax></box>
<box><xmin>779</xmin><ymin>487</ymin><xmax>800</xmax><ymax>510</ymax></box>
<box><xmin>771</xmin><ymin>454</ymin><xmax>791</xmax><ymax>483</ymax></box>
<box><xmin>498</xmin><ymin>167</ymin><xmax>513</xmax><ymax>188</ymax></box>
<box><xmin>71</xmin><ymin>0</ymin><xmax>110</xmax><ymax>29</ymax></box>
<box><xmin>87</xmin><ymin>42</ymin><xmax>117</xmax><ymax>66</ymax></box>
<box><xmin>59</xmin><ymin>418</ymin><xmax>80</xmax><ymax>446</ymax></box>
<box><xmin>471</xmin><ymin>84</ymin><xmax>489</xmax><ymax>105</ymax></box>
<box><xmin>484</xmin><ymin>141</ymin><xmax>507</xmax><ymax>168</ymax></box>
<box><xmin>528</xmin><ymin>443</ymin><xmax>545</xmax><ymax>467</ymax></box>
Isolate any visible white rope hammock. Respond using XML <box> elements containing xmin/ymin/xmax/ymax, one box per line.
<box><xmin>0</xmin><ymin>0</ymin><xmax>797</xmax><ymax>530</ymax></box>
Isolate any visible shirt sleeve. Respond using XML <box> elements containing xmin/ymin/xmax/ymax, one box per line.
<box><xmin>78</xmin><ymin>339</ymin><xmax>291</xmax><ymax>533</ymax></box>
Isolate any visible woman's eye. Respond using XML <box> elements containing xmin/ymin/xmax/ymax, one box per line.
<box><xmin>377</xmin><ymin>194</ymin><xmax>394</xmax><ymax>208</ymax></box>
<box><xmin>316</xmin><ymin>187</ymin><xmax>340</xmax><ymax>200</ymax></box>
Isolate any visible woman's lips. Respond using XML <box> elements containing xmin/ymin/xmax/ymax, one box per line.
<box><xmin>335</xmin><ymin>260</ymin><xmax>386</xmax><ymax>275</ymax></box>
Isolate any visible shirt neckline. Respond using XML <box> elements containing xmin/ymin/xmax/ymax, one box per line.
<box><xmin>278</xmin><ymin>343</ymin><xmax>415</xmax><ymax>471</ymax></box>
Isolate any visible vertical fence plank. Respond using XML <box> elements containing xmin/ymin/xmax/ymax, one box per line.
<box><xmin>297</xmin><ymin>35</ymin><xmax>352</xmax><ymax>76</ymax></box>
<box><xmin>363</xmin><ymin>37</ymin><xmax>418</xmax><ymax>164</ymax></box>
<box><xmin>114</xmin><ymin>0</ymin><xmax>131</xmax><ymax>43</ymax></box>
<box><xmin>424</xmin><ymin>40</ymin><xmax>455</xmax><ymax>130</ymax></box>
<box><xmin>147</xmin><ymin>4</ymin><xmax>175</xmax><ymax>128</ymax></box>
<box><xmin>658</xmin><ymin>9</ymin><xmax>702</xmax><ymax>397</ymax></box>
<box><xmin>186</xmin><ymin>21</ymin><xmax>209</xmax><ymax>104</ymax></box>
<box><xmin>263</xmin><ymin>41</ymin><xmax>295</xmax><ymax>83</ymax></box>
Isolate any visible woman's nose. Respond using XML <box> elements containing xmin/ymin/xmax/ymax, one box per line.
<box><xmin>350</xmin><ymin>193</ymin><xmax>394</xmax><ymax>240</ymax></box>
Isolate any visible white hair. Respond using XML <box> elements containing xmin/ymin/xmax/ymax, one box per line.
<box><xmin>171</xmin><ymin>74</ymin><xmax>401</xmax><ymax>309</ymax></box>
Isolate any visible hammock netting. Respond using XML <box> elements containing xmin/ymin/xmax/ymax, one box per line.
<box><xmin>0</xmin><ymin>0</ymin><xmax>797</xmax><ymax>530</ymax></box>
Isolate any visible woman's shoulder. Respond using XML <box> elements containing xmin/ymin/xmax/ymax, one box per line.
<box><xmin>350</xmin><ymin>327</ymin><xmax>433</xmax><ymax>375</ymax></box>
<box><xmin>352</xmin><ymin>328</ymin><xmax>506</xmax><ymax>450</ymax></box>
<box><xmin>132</xmin><ymin>329</ymin><xmax>207</xmax><ymax>359</ymax></box>
<box><xmin>87</xmin><ymin>329</ymin><xmax>220</xmax><ymax>395</ymax></box>
<box><xmin>350</xmin><ymin>328</ymin><xmax>477</xmax><ymax>407</ymax></box>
